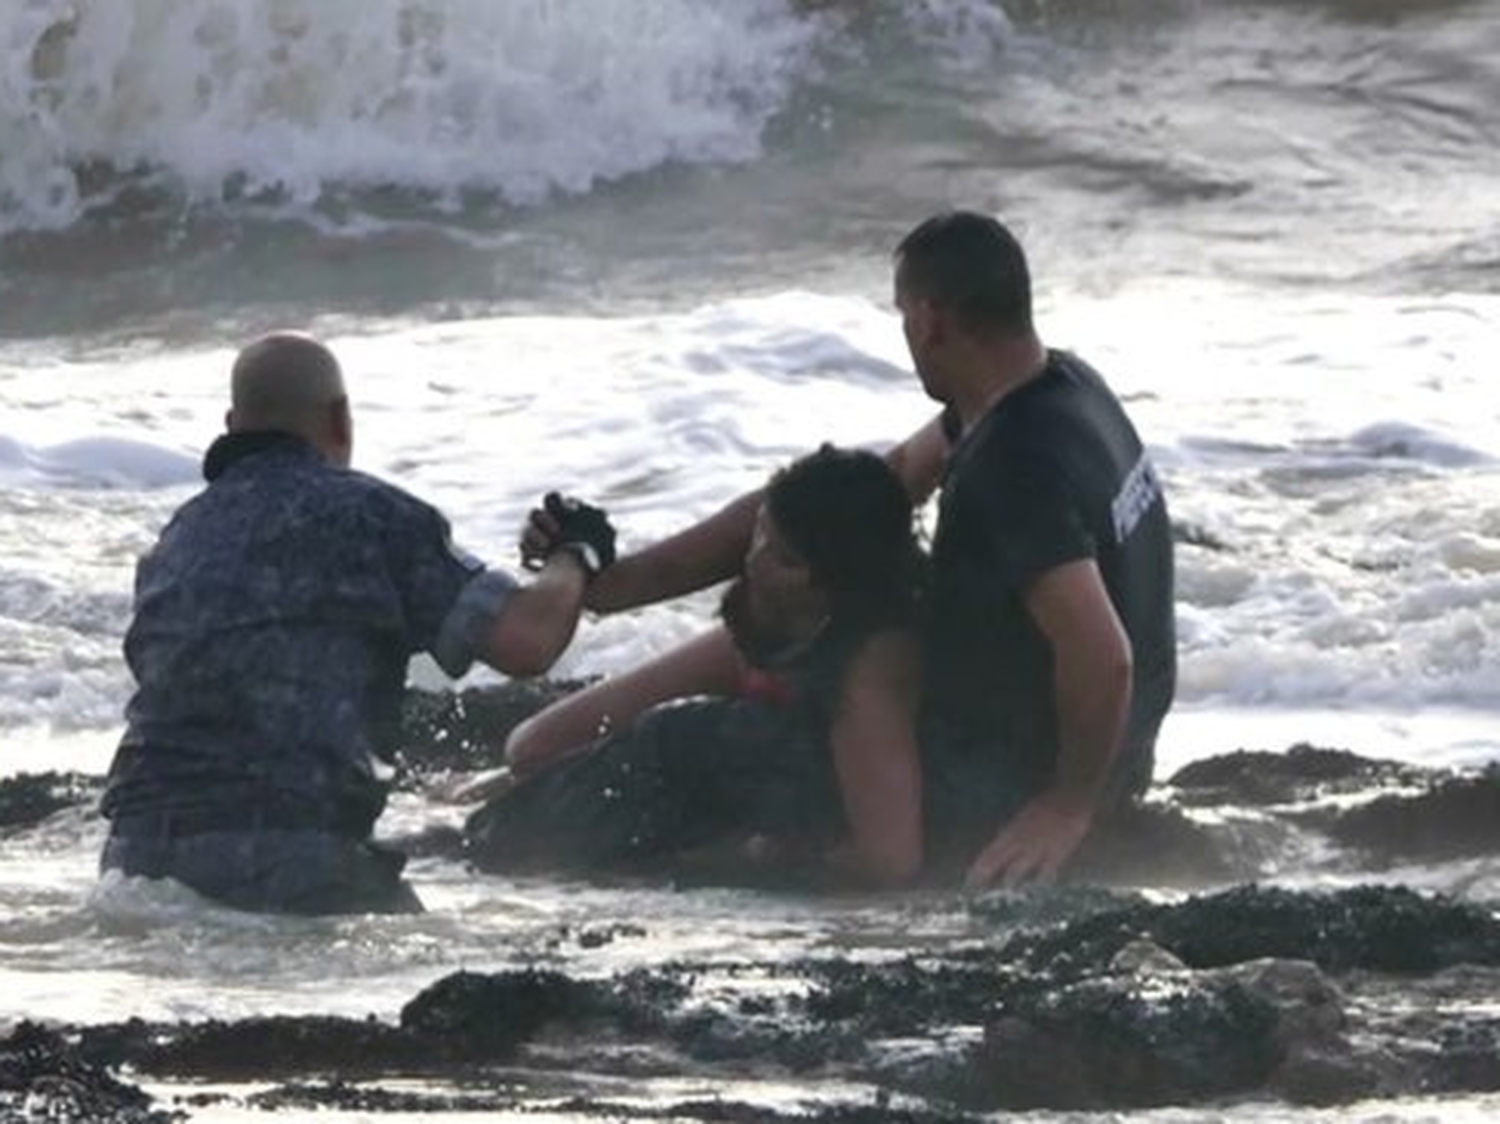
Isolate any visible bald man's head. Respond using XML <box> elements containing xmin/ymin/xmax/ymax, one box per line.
<box><xmin>228</xmin><ymin>333</ymin><xmax>352</xmax><ymax>466</ymax></box>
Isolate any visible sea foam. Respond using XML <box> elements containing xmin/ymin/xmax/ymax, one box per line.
<box><xmin>0</xmin><ymin>0</ymin><xmax>825</xmax><ymax>234</ymax></box>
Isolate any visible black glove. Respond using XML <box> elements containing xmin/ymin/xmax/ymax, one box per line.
<box><xmin>540</xmin><ymin>491</ymin><xmax>616</xmax><ymax>578</ymax></box>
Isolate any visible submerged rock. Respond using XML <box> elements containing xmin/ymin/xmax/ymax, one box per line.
<box><xmin>1325</xmin><ymin>765</ymin><xmax>1500</xmax><ymax>865</ymax></box>
<box><xmin>31</xmin><ymin>883</ymin><xmax>1500</xmax><ymax>1117</ymax></box>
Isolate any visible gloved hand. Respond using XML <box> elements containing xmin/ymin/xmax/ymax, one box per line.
<box><xmin>524</xmin><ymin>492</ymin><xmax>616</xmax><ymax>578</ymax></box>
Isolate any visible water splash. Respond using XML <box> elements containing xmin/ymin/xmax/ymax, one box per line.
<box><xmin>0</xmin><ymin>0</ymin><xmax>826</xmax><ymax>233</ymax></box>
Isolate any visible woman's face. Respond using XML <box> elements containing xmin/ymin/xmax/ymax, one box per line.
<box><xmin>744</xmin><ymin>505</ymin><xmax>814</xmax><ymax>618</ymax></box>
<box><xmin>720</xmin><ymin>505</ymin><xmax>825</xmax><ymax>661</ymax></box>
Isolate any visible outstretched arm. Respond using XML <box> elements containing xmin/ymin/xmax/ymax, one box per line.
<box><xmin>579</xmin><ymin>492</ymin><xmax>762</xmax><ymax>613</ymax></box>
<box><xmin>964</xmin><ymin>558</ymin><xmax>1132</xmax><ymax>889</ymax></box>
<box><xmin>505</xmin><ymin>626</ymin><xmax>744</xmax><ymax>777</ymax></box>
<box><xmin>524</xmin><ymin>414</ymin><xmax>949</xmax><ymax>615</ymax></box>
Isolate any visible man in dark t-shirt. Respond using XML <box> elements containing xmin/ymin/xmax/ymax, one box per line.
<box><xmin>894</xmin><ymin>211</ymin><xmax>1176</xmax><ymax>888</ymax></box>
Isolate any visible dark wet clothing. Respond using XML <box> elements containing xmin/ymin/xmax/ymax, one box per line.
<box><xmin>922</xmin><ymin>350</ymin><xmax>1176</xmax><ymax>854</ymax></box>
<box><xmin>99</xmin><ymin>830</ymin><xmax>424</xmax><ymax>915</ymax></box>
<box><xmin>464</xmin><ymin>620</ymin><xmax>878</xmax><ymax>876</ymax></box>
<box><xmin>101</xmin><ymin>431</ymin><xmax>515</xmax><ymax>914</ymax></box>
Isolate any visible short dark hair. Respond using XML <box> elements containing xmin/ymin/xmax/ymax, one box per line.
<box><xmin>766</xmin><ymin>444</ymin><xmax>926</xmax><ymax>628</ymax></box>
<box><xmin>894</xmin><ymin>210</ymin><xmax>1033</xmax><ymax>337</ymax></box>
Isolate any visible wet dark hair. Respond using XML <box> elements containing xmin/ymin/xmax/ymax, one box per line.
<box><xmin>894</xmin><ymin>210</ymin><xmax>1033</xmax><ymax>337</ymax></box>
<box><xmin>765</xmin><ymin>444</ymin><xmax>926</xmax><ymax>628</ymax></box>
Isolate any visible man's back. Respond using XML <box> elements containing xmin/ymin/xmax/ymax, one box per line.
<box><xmin>104</xmin><ymin>432</ymin><xmax>474</xmax><ymax>833</ymax></box>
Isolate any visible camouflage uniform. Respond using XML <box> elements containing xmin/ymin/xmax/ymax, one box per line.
<box><xmin>100</xmin><ymin>431</ymin><xmax>516</xmax><ymax>915</ymax></box>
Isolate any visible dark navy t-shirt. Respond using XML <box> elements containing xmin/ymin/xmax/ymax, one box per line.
<box><xmin>924</xmin><ymin>351</ymin><xmax>1176</xmax><ymax>798</ymax></box>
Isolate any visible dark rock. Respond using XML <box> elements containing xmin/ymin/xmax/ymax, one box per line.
<box><xmin>1325</xmin><ymin>766</ymin><xmax>1500</xmax><ymax>865</ymax></box>
<box><xmin>575</xmin><ymin>921</ymin><xmax>648</xmax><ymax>949</ymax></box>
<box><xmin>399</xmin><ymin>968</ymin><xmax>594</xmax><ymax>1058</ymax></box>
<box><xmin>806</xmin><ymin>951</ymin><xmax>1025</xmax><ymax>1035</ymax></box>
<box><xmin>247</xmin><ymin>1079</ymin><xmax>502</xmax><ymax>1113</ymax></box>
<box><xmin>1002</xmin><ymin>883</ymin><xmax>1500</xmax><ymax>979</ymax></box>
<box><xmin>603</xmin><ymin>966</ymin><xmax>695</xmax><ymax>1035</ymax></box>
<box><xmin>85</xmin><ymin>1015</ymin><xmax>421</xmax><ymax>1080</ymax></box>
<box><xmin>0</xmin><ymin>1021</ymin><xmax>172</xmax><ymax>1123</ymax></box>
<box><xmin>45</xmin><ymin>884</ymin><xmax>1500</xmax><ymax>1115</ymax></box>
<box><xmin>955</xmin><ymin>954</ymin><xmax>1379</xmax><ymax>1110</ymax></box>
<box><xmin>1429</xmin><ymin>1019</ymin><xmax>1500</xmax><ymax>1092</ymax></box>
<box><xmin>964</xmin><ymin>971</ymin><xmax>1283</xmax><ymax>1109</ymax></box>
<box><xmin>1222</xmin><ymin>958</ymin><xmax>1379</xmax><ymax>1105</ymax></box>
<box><xmin>0</xmin><ymin>771</ymin><xmax>102</xmax><ymax>832</ymax></box>
<box><xmin>1149</xmin><ymin>884</ymin><xmax>1500</xmax><ymax>974</ymax></box>
<box><xmin>1167</xmin><ymin>744</ymin><xmax>1424</xmax><ymax>807</ymax></box>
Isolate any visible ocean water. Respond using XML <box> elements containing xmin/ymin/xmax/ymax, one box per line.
<box><xmin>1</xmin><ymin>0</ymin><xmax>1498</xmax><ymax>1118</ymax></box>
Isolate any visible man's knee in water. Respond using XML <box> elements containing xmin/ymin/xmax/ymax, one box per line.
<box><xmin>101</xmin><ymin>829</ymin><xmax>422</xmax><ymax>916</ymax></box>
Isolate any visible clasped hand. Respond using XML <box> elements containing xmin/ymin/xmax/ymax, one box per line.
<box><xmin>521</xmin><ymin>491</ymin><xmax>617</xmax><ymax>578</ymax></box>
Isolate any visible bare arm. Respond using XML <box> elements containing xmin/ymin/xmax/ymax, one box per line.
<box><xmin>479</xmin><ymin>553</ymin><xmax>591</xmax><ymax>678</ymax></box>
<box><xmin>827</xmin><ymin>629</ymin><xmax>925</xmax><ymax>887</ymax></box>
<box><xmin>505</xmin><ymin>626</ymin><xmax>744</xmax><ymax>776</ymax></box>
<box><xmin>883</xmin><ymin>414</ymin><xmax>949</xmax><ymax>508</ymax></box>
<box><xmin>572</xmin><ymin>491</ymin><xmax>761</xmax><ymax>614</ymax></box>
<box><xmin>539</xmin><ymin>415</ymin><xmax>949</xmax><ymax>616</ymax></box>
<box><xmin>964</xmin><ymin>558</ymin><xmax>1132</xmax><ymax>888</ymax></box>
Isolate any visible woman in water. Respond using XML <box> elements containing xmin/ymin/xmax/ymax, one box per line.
<box><xmin>463</xmin><ymin>444</ymin><xmax>928</xmax><ymax>887</ymax></box>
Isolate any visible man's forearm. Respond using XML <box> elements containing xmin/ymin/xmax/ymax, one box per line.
<box><xmin>1049</xmin><ymin>653</ymin><xmax>1131</xmax><ymax>807</ymax></box>
<box><xmin>485</xmin><ymin>554</ymin><xmax>589</xmax><ymax>677</ymax></box>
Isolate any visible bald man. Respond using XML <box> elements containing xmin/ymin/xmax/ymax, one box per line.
<box><xmin>99</xmin><ymin>333</ymin><xmax>615</xmax><ymax>915</ymax></box>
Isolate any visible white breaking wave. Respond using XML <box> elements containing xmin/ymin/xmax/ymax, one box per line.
<box><xmin>0</xmin><ymin>433</ymin><xmax>199</xmax><ymax>489</ymax></box>
<box><xmin>0</xmin><ymin>0</ymin><xmax>826</xmax><ymax>232</ymax></box>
